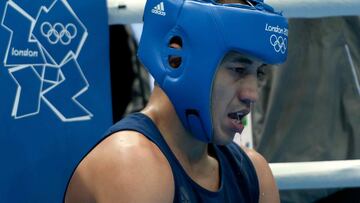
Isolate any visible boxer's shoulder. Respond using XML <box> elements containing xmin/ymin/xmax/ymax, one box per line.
<box><xmin>65</xmin><ymin>130</ymin><xmax>174</xmax><ymax>203</ymax></box>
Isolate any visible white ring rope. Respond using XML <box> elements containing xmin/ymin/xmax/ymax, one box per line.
<box><xmin>266</xmin><ymin>0</ymin><xmax>360</xmax><ymax>18</ymax></box>
<box><xmin>270</xmin><ymin>160</ymin><xmax>360</xmax><ymax>190</ymax></box>
<box><xmin>107</xmin><ymin>0</ymin><xmax>360</xmax><ymax>24</ymax></box>
<box><xmin>108</xmin><ymin>0</ymin><xmax>146</xmax><ymax>25</ymax></box>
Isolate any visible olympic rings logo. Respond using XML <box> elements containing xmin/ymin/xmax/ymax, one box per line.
<box><xmin>270</xmin><ymin>34</ymin><xmax>287</xmax><ymax>54</ymax></box>
<box><xmin>40</xmin><ymin>22</ymin><xmax>77</xmax><ymax>45</ymax></box>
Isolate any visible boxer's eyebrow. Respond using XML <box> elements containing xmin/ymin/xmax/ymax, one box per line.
<box><xmin>227</xmin><ymin>55</ymin><xmax>253</xmax><ymax>65</ymax></box>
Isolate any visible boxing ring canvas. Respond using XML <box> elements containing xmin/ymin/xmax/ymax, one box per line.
<box><xmin>0</xmin><ymin>0</ymin><xmax>112</xmax><ymax>202</ymax></box>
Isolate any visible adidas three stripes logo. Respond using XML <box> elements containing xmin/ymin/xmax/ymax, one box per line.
<box><xmin>151</xmin><ymin>2</ymin><xmax>166</xmax><ymax>16</ymax></box>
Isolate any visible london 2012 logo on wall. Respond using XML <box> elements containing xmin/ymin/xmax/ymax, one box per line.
<box><xmin>1</xmin><ymin>0</ymin><xmax>92</xmax><ymax>122</ymax></box>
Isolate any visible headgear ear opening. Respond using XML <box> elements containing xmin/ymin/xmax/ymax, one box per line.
<box><xmin>168</xmin><ymin>36</ymin><xmax>183</xmax><ymax>69</ymax></box>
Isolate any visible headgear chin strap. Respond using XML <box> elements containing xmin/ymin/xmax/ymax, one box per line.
<box><xmin>138</xmin><ymin>0</ymin><xmax>288</xmax><ymax>142</ymax></box>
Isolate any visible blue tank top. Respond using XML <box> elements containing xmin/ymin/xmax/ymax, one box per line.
<box><xmin>104</xmin><ymin>113</ymin><xmax>259</xmax><ymax>203</ymax></box>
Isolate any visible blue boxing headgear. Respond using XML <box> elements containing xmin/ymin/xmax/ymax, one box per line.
<box><xmin>138</xmin><ymin>0</ymin><xmax>288</xmax><ymax>142</ymax></box>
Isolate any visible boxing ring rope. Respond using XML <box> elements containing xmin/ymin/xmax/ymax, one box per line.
<box><xmin>106</xmin><ymin>0</ymin><xmax>360</xmax><ymax>190</ymax></box>
<box><xmin>270</xmin><ymin>160</ymin><xmax>360</xmax><ymax>190</ymax></box>
<box><xmin>107</xmin><ymin>0</ymin><xmax>360</xmax><ymax>25</ymax></box>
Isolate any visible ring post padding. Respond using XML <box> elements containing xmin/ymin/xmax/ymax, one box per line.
<box><xmin>0</xmin><ymin>0</ymin><xmax>112</xmax><ymax>202</ymax></box>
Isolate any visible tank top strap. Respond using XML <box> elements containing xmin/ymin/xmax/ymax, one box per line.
<box><xmin>104</xmin><ymin>112</ymin><xmax>177</xmax><ymax>163</ymax></box>
<box><xmin>218</xmin><ymin>143</ymin><xmax>260</xmax><ymax>203</ymax></box>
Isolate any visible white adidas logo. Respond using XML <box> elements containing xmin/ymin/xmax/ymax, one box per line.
<box><xmin>151</xmin><ymin>2</ymin><xmax>166</xmax><ymax>16</ymax></box>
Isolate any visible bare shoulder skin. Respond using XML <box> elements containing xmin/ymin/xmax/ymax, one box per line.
<box><xmin>65</xmin><ymin>130</ymin><xmax>174</xmax><ymax>203</ymax></box>
<box><xmin>242</xmin><ymin>147</ymin><xmax>280</xmax><ymax>203</ymax></box>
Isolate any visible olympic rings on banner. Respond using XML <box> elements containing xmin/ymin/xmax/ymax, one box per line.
<box><xmin>270</xmin><ymin>34</ymin><xmax>287</xmax><ymax>54</ymax></box>
<box><xmin>40</xmin><ymin>22</ymin><xmax>77</xmax><ymax>45</ymax></box>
